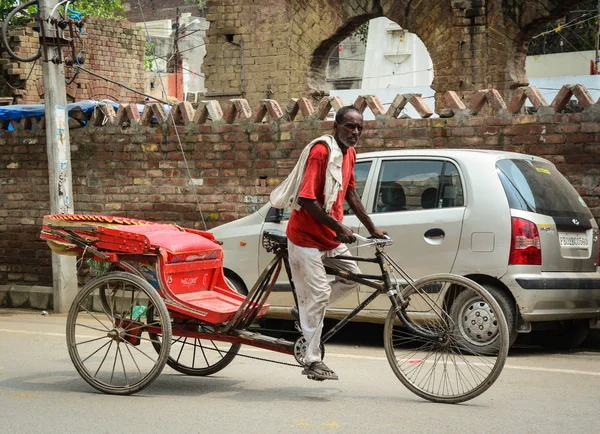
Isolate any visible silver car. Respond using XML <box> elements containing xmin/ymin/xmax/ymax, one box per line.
<box><xmin>210</xmin><ymin>149</ymin><xmax>600</xmax><ymax>352</ymax></box>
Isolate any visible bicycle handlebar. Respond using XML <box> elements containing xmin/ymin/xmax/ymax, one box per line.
<box><xmin>352</xmin><ymin>233</ymin><xmax>393</xmax><ymax>248</ymax></box>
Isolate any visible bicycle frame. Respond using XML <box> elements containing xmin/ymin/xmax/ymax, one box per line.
<box><xmin>267</xmin><ymin>246</ymin><xmax>444</xmax><ymax>344</ymax></box>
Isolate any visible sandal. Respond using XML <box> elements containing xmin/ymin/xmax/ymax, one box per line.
<box><xmin>301</xmin><ymin>361</ymin><xmax>339</xmax><ymax>381</ymax></box>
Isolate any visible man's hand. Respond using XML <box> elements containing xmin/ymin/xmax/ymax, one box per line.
<box><xmin>334</xmin><ymin>224</ymin><xmax>356</xmax><ymax>244</ymax></box>
<box><xmin>370</xmin><ymin>229</ymin><xmax>387</xmax><ymax>239</ymax></box>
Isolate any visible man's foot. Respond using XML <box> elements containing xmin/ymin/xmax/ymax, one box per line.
<box><xmin>301</xmin><ymin>361</ymin><xmax>339</xmax><ymax>381</ymax></box>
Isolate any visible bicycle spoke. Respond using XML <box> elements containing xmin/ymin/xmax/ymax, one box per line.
<box><xmin>124</xmin><ymin>341</ymin><xmax>143</xmax><ymax>377</ymax></box>
<box><xmin>110</xmin><ymin>344</ymin><xmax>119</xmax><ymax>383</ymax></box>
<box><xmin>81</xmin><ymin>339</ymin><xmax>112</xmax><ymax>364</ymax></box>
<box><xmin>75</xmin><ymin>322</ymin><xmax>110</xmax><ymax>334</ymax></box>
<box><xmin>74</xmin><ymin>335</ymin><xmax>110</xmax><ymax>347</ymax></box>
<box><xmin>176</xmin><ymin>336</ymin><xmax>188</xmax><ymax>363</ymax></box>
<box><xmin>117</xmin><ymin>344</ymin><xmax>129</xmax><ymax>386</ymax></box>
<box><xmin>94</xmin><ymin>340</ymin><xmax>114</xmax><ymax>377</ymax></box>
<box><xmin>77</xmin><ymin>304</ymin><xmax>112</xmax><ymax>332</ymax></box>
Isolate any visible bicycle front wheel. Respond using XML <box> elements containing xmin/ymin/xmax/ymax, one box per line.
<box><xmin>383</xmin><ymin>273</ymin><xmax>509</xmax><ymax>404</ymax></box>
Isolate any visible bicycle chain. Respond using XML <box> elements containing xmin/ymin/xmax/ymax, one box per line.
<box><xmin>168</xmin><ymin>323</ymin><xmax>305</xmax><ymax>368</ymax></box>
<box><xmin>235</xmin><ymin>350</ymin><xmax>302</xmax><ymax>367</ymax></box>
<box><xmin>236</xmin><ymin>325</ymin><xmax>303</xmax><ymax>368</ymax></box>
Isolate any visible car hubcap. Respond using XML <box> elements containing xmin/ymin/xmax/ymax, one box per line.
<box><xmin>458</xmin><ymin>298</ymin><xmax>499</xmax><ymax>346</ymax></box>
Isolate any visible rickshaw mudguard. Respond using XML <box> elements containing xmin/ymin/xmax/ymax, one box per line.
<box><xmin>40</xmin><ymin>214</ymin><xmax>269</xmax><ymax>325</ymax></box>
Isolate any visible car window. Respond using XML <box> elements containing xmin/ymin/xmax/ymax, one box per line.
<box><xmin>440</xmin><ymin>161</ymin><xmax>464</xmax><ymax>208</ymax></box>
<box><xmin>344</xmin><ymin>160</ymin><xmax>372</xmax><ymax>215</ymax></box>
<box><xmin>372</xmin><ymin>159</ymin><xmax>464</xmax><ymax>213</ymax></box>
<box><xmin>273</xmin><ymin>160</ymin><xmax>373</xmax><ymax>220</ymax></box>
<box><xmin>496</xmin><ymin>159</ymin><xmax>590</xmax><ymax>220</ymax></box>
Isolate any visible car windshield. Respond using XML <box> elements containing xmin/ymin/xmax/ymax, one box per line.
<box><xmin>496</xmin><ymin>159</ymin><xmax>590</xmax><ymax>219</ymax></box>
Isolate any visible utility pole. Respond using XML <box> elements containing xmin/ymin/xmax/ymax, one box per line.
<box><xmin>596</xmin><ymin>0</ymin><xmax>600</xmax><ymax>74</ymax></box>
<box><xmin>39</xmin><ymin>0</ymin><xmax>78</xmax><ymax>312</ymax></box>
<box><xmin>174</xmin><ymin>9</ymin><xmax>180</xmax><ymax>100</ymax></box>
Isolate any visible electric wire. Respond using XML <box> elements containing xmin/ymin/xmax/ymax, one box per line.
<box><xmin>556</xmin><ymin>33</ymin><xmax>595</xmax><ymax>62</ymax></box>
<box><xmin>0</xmin><ymin>59</ymin><xmax>38</xmax><ymax>90</ymax></box>
<box><xmin>362</xmin><ymin>67</ymin><xmax>433</xmax><ymax>80</ymax></box>
<box><xmin>73</xmin><ymin>65</ymin><xmax>171</xmax><ymax>105</ymax></box>
<box><xmin>135</xmin><ymin>0</ymin><xmax>207</xmax><ymax>230</ymax></box>
<box><xmin>531</xmin><ymin>13</ymin><xmax>600</xmax><ymax>39</ymax></box>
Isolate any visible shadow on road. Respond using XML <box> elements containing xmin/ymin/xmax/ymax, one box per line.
<box><xmin>266</xmin><ymin>319</ymin><xmax>600</xmax><ymax>355</ymax></box>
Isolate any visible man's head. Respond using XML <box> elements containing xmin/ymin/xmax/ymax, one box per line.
<box><xmin>333</xmin><ymin>106</ymin><xmax>364</xmax><ymax>151</ymax></box>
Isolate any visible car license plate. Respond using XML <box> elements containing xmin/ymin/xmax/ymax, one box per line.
<box><xmin>558</xmin><ymin>232</ymin><xmax>589</xmax><ymax>248</ymax></box>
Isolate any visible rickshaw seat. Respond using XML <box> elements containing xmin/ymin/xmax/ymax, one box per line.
<box><xmin>40</xmin><ymin>214</ymin><xmax>268</xmax><ymax>325</ymax></box>
<box><xmin>145</xmin><ymin>230</ymin><xmax>223</xmax><ymax>263</ymax></box>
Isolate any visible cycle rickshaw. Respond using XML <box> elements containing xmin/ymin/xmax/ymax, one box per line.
<box><xmin>40</xmin><ymin>213</ymin><xmax>508</xmax><ymax>403</ymax></box>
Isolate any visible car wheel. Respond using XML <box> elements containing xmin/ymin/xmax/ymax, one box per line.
<box><xmin>225</xmin><ymin>273</ymin><xmax>248</xmax><ymax>296</ymax></box>
<box><xmin>450</xmin><ymin>284</ymin><xmax>518</xmax><ymax>353</ymax></box>
<box><xmin>533</xmin><ymin>320</ymin><xmax>590</xmax><ymax>350</ymax></box>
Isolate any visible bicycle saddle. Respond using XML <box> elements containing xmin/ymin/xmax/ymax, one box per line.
<box><xmin>262</xmin><ymin>229</ymin><xmax>288</xmax><ymax>253</ymax></box>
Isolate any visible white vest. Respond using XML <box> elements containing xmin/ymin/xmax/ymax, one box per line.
<box><xmin>269</xmin><ymin>134</ymin><xmax>343</xmax><ymax>214</ymax></box>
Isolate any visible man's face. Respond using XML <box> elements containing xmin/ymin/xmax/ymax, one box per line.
<box><xmin>334</xmin><ymin>110</ymin><xmax>364</xmax><ymax>149</ymax></box>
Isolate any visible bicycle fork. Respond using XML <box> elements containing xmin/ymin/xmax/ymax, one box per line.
<box><xmin>381</xmin><ymin>256</ymin><xmax>446</xmax><ymax>344</ymax></box>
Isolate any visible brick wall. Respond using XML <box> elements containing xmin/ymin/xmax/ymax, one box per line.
<box><xmin>203</xmin><ymin>0</ymin><xmax>585</xmax><ymax>108</ymax></box>
<box><xmin>0</xmin><ymin>18</ymin><xmax>146</xmax><ymax>104</ymax></box>
<box><xmin>1</xmin><ymin>87</ymin><xmax>599</xmax><ymax>287</ymax></box>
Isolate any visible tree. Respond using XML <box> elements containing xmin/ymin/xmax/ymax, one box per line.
<box><xmin>527</xmin><ymin>0</ymin><xmax>599</xmax><ymax>55</ymax></box>
<box><xmin>185</xmin><ymin>0</ymin><xmax>207</xmax><ymax>16</ymax></box>
<box><xmin>69</xmin><ymin>0</ymin><xmax>125</xmax><ymax>19</ymax></box>
<box><xmin>354</xmin><ymin>22</ymin><xmax>369</xmax><ymax>44</ymax></box>
<box><xmin>0</xmin><ymin>0</ymin><xmax>125</xmax><ymax>21</ymax></box>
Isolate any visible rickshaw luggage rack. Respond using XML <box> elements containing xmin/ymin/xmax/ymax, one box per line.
<box><xmin>41</xmin><ymin>213</ymin><xmax>509</xmax><ymax>403</ymax></box>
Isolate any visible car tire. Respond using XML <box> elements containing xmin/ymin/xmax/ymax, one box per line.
<box><xmin>225</xmin><ymin>273</ymin><xmax>248</xmax><ymax>296</ymax></box>
<box><xmin>450</xmin><ymin>284</ymin><xmax>518</xmax><ymax>353</ymax></box>
<box><xmin>533</xmin><ymin>320</ymin><xmax>590</xmax><ymax>350</ymax></box>
<box><xmin>482</xmin><ymin>284</ymin><xmax>519</xmax><ymax>346</ymax></box>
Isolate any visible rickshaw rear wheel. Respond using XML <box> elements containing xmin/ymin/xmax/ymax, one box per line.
<box><xmin>66</xmin><ymin>272</ymin><xmax>172</xmax><ymax>395</ymax></box>
<box><xmin>146</xmin><ymin>309</ymin><xmax>241</xmax><ymax>376</ymax></box>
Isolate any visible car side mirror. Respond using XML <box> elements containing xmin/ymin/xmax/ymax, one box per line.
<box><xmin>265</xmin><ymin>207</ymin><xmax>283</xmax><ymax>223</ymax></box>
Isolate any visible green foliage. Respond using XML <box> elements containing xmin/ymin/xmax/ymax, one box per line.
<box><xmin>87</xmin><ymin>258</ymin><xmax>108</xmax><ymax>277</ymax></box>
<box><xmin>185</xmin><ymin>0</ymin><xmax>207</xmax><ymax>15</ymax></box>
<box><xmin>144</xmin><ymin>42</ymin><xmax>156</xmax><ymax>71</ymax></box>
<box><xmin>354</xmin><ymin>22</ymin><xmax>369</xmax><ymax>45</ymax></box>
<box><xmin>527</xmin><ymin>0</ymin><xmax>598</xmax><ymax>55</ymax></box>
<box><xmin>71</xmin><ymin>0</ymin><xmax>125</xmax><ymax>20</ymax></box>
<box><xmin>0</xmin><ymin>0</ymin><xmax>125</xmax><ymax>21</ymax></box>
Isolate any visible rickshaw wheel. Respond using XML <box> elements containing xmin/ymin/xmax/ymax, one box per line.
<box><xmin>146</xmin><ymin>310</ymin><xmax>241</xmax><ymax>376</ymax></box>
<box><xmin>66</xmin><ymin>272</ymin><xmax>172</xmax><ymax>395</ymax></box>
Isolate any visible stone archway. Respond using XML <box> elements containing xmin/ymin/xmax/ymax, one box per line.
<box><xmin>203</xmin><ymin>0</ymin><xmax>585</xmax><ymax>108</ymax></box>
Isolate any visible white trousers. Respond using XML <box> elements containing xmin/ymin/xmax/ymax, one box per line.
<box><xmin>287</xmin><ymin>239</ymin><xmax>361</xmax><ymax>365</ymax></box>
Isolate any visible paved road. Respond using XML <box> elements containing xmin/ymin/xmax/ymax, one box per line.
<box><xmin>1</xmin><ymin>310</ymin><xmax>599</xmax><ymax>434</ymax></box>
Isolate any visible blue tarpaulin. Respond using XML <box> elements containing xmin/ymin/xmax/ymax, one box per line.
<box><xmin>0</xmin><ymin>99</ymin><xmax>171</xmax><ymax>121</ymax></box>
<box><xmin>0</xmin><ymin>100</ymin><xmax>120</xmax><ymax>121</ymax></box>
<box><xmin>0</xmin><ymin>99</ymin><xmax>171</xmax><ymax>130</ymax></box>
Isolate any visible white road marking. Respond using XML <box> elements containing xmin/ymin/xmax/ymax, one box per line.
<box><xmin>0</xmin><ymin>329</ymin><xmax>65</xmax><ymax>337</ymax></box>
<box><xmin>2</xmin><ymin>328</ymin><xmax>599</xmax><ymax>376</ymax></box>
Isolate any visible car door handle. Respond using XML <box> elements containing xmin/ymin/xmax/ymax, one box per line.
<box><xmin>424</xmin><ymin>228</ymin><xmax>445</xmax><ymax>238</ymax></box>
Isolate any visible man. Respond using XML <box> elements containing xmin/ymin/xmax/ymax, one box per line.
<box><xmin>285</xmin><ymin>105</ymin><xmax>385</xmax><ymax>381</ymax></box>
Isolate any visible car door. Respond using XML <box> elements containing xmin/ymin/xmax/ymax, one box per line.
<box><xmin>357</xmin><ymin>157</ymin><xmax>466</xmax><ymax>308</ymax></box>
<box><xmin>259</xmin><ymin>159</ymin><xmax>375</xmax><ymax>309</ymax></box>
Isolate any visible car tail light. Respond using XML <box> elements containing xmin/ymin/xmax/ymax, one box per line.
<box><xmin>509</xmin><ymin>217</ymin><xmax>541</xmax><ymax>265</ymax></box>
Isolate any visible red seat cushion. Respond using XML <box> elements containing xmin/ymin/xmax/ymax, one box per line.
<box><xmin>144</xmin><ymin>231</ymin><xmax>223</xmax><ymax>263</ymax></box>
